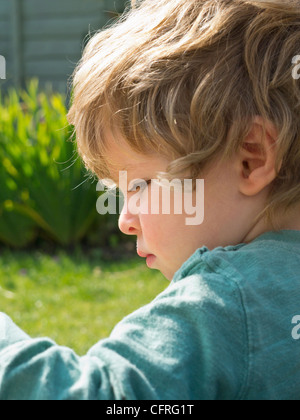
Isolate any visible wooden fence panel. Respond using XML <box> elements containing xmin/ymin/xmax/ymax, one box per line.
<box><xmin>0</xmin><ymin>0</ymin><xmax>127</xmax><ymax>93</ymax></box>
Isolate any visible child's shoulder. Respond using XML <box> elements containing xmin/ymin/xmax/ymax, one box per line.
<box><xmin>174</xmin><ymin>230</ymin><xmax>300</xmax><ymax>286</ymax></box>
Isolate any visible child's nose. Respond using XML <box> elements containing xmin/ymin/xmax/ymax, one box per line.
<box><xmin>118</xmin><ymin>204</ymin><xmax>140</xmax><ymax>236</ymax></box>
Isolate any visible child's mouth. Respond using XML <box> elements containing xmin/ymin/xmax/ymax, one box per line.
<box><xmin>146</xmin><ymin>254</ymin><xmax>156</xmax><ymax>268</ymax></box>
<box><xmin>137</xmin><ymin>249</ymin><xmax>156</xmax><ymax>267</ymax></box>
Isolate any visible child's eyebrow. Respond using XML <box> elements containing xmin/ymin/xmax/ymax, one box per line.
<box><xmin>108</xmin><ymin>165</ymin><xmax>138</xmax><ymax>185</ymax></box>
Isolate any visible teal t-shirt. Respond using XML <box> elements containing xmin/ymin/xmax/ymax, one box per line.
<box><xmin>0</xmin><ymin>230</ymin><xmax>300</xmax><ymax>400</ymax></box>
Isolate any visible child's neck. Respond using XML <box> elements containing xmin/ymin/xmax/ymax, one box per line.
<box><xmin>243</xmin><ymin>204</ymin><xmax>300</xmax><ymax>244</ymax></box>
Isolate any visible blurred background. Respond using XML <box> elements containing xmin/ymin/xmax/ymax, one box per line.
<box><xmin>0</xmin><ymin>0</ymin><xmax>128</xmax><ymax>251</ymax></box>
<box><xmin>1</xmin><ymin>0</ymin><xmax>125</xmax><ymax>92</ymax></box>
<box><xmin>0</xmin><ymin>0</ymin><xmax>166</xmax><ymax>354</ymax></box>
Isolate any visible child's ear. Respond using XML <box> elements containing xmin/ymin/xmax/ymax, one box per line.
<box><xmin>237</xmin><ymin>116</ymin><xmax>281</xmax><ymax>196</ymax></box>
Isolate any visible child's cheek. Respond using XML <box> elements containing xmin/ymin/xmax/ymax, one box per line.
<box><xmin>142</xmin><ymin>183</ymin><xmax>184</xmax><ymax>216</ymax></box>
<box><xmin>140</xmin><ymin>212</ymin><xmax>165</xmax><ymax>246</ymax></box>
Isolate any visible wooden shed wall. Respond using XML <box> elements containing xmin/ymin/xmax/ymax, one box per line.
<box><xmin>0</xmin><ymin>0</ymin><xmax>127</xmax><ymax>93</ymax></box>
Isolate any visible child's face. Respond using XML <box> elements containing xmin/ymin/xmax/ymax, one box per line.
<box><xmin>103</xmin><ymin>132</ymin><xmax>262</xmax><ymax>281</ymax></box>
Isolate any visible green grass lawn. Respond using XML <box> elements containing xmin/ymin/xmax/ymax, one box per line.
<box><xmin>0</xmin><ymin>248</ymin><xmax>168</xmax><ymax>355</ymax></box>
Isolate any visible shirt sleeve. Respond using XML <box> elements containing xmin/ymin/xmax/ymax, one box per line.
<box><xmin>0</xmin><ymin>274</ymin><xmax>248</xmax><ymax>400</ymax></box>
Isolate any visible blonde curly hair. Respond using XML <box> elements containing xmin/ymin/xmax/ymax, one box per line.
<box><xmin>68</xmin><ymin>0</ymin><xmax>300</xmax><ymax>223</ymax></box>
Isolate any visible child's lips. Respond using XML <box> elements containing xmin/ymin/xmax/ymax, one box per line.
<box><xmin>137</xmin><ymin>249</ymin><xmax>152</xmax><ymax>258</ymax></box>
<box><xmin>146</xmin><ymin>254</ymin><xmax>156</xmax><ymax>268</ymax></box>
<box><xmin>137</xmin><ymin>248</ymin><xmax>157</xmax><ymax>268</ymax></box>
<box><xmin>137</xmin><ymin>249</ymin><xmax>157</xmax><ymax>267</ymax></box>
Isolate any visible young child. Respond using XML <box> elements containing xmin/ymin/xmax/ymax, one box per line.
<box><xmin>1</xmin><ymin>0</ymin><xmax>300</xmax><ymax>400</ymax></box>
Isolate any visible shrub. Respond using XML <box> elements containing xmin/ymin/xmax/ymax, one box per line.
<box><xmin>0</xmin><ymin>80</ymin><xmax>103</xmax><ymax>247</ymax></box>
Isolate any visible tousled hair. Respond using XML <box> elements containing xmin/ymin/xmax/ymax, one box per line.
<box><xmin>68</xmin><ymin>0</ymin><xmax>300</xmax><ymax>225</ymax></box>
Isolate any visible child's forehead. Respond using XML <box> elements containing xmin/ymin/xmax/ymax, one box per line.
<box><xmin>103</xmin><ymin>137</ymin><xmax>152</xmax><ymax>169</ymax></box>
<box><xmin>102</xmin><ymin>137</ymin><xmax>167</xmax><ymax>183</ymax></box>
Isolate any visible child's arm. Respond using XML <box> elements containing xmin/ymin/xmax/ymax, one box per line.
<box><xmin>0</xmin><ymin>275</ymin><xmax>247</xmax><ymax>400</ymax></box>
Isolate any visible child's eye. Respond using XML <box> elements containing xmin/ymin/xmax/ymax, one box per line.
<box><xmin>128</xmin><ymin>179</ymin><xmax>151</xmax><ymax>193</ymax></box>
